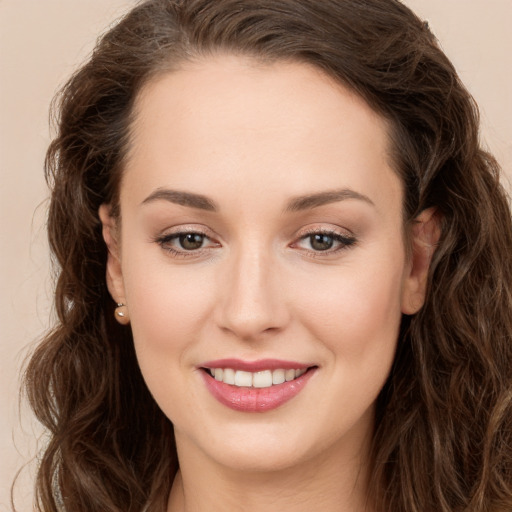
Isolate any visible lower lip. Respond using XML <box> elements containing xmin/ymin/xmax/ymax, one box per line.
<box><xmin>201</xmin><ymin>369</ymin><xmax>316</xmax><ymax>412</ymax></box>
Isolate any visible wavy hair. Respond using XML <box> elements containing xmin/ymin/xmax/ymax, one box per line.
<box><xmin>23</xmin><ymin>1</ymin><xmax>512</xmax><ymax>511</ymax></box>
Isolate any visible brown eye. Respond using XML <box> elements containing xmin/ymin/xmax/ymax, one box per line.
<box><xmin>309</xmin><ymin>233</ymin><xmax>334</xmax><ymax>251</ymax></box>
<box><xmin>178</xmin><ymin>233</ymin><xmax>205</xmax><ymax>250</ymax></box>
<box><xmin>293</xmin><ymin>229</ymin><xmax>357</xmax><ymax>255</ymax></box>
<box><xmin>156</xmin><ymin>229</ymin><xmax>220</xmax><ymax>257</ymax></box>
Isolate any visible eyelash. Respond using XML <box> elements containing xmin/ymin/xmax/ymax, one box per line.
<box><xmin>154</xmin><ymin>228</ymin><xmax>357</xmax><ymax>259</ymax></box>
<box><xmin>293</xmin><ymin>229</ymin><xmax>357</xmax><ymax>255</ymax></box>
<box><xmin>154</xmin><ymin>229</ymin><xmax>217</xmax><ymax>259</ymax></box>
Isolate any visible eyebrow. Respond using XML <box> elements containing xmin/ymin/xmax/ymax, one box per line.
<box><xmin>141</xmin><ymin>187</ymin><xmax>374</xmax><ymax>213</ymax></box>
<box><xmin>141</xmin><ymin>188</ymin><xmax>218</xmax><ymax>211</ymax></box>
<box><xmin>284</xmin><ymin>189</ymin><xmax>375</xmax><ymax>212</ymax></box>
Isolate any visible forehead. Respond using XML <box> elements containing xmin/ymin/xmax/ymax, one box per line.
<box><xmin>123</xmin><ymin>55</ymin><xmax>401</xmax><ymax>216</ymax></box>
<box><xmin>130</xmin><ymin>54</ymin><xmax>390</xmax><ymax>149</ymax></box>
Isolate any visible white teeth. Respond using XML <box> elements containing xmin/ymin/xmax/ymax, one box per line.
<box><xmin>253</xmin><ymin>370</ymin><xmax>272</xmax><ymax>388</ymax></box>
<box><xmin>223</xmin><ymin>368</ymin><xmax>235</xmax><ymax>385</ymax></box>
<box><xmin>285</xmin><ymin>369</ymin><xmax>296</xmax><ymax>382</ymax></box>
<box><xmin>207</xmin><ymin>367</ymin><xmax>308</xmax><ymax>388</ymax></box>
<box><xmin>234</xmin><ymin>370</ymin><xmax>252</xmax><ymax>387</ymax></box>
<box><xmin>272</xmin><ymin>369</ymin><xmax>285</xmax><ymax>385</ymax></box>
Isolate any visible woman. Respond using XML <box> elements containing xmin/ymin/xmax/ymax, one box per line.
<box><xmin>25</xmin><ymin>0</ymin><xmax>512</xmax><ymax>511</ymax></box>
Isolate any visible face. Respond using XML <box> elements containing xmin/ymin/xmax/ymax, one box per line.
<box><xmin>101</xmin><ymin>55</ymin><xmax>432</xmax><ymax>474</ymax></box>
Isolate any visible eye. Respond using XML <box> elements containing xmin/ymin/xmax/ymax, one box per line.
<box><xmin>293</xmin><ymin>229</ymin><xmax>356</xmax><ymax>254</ymax></box>
<box><xmin>176</xmin><ymin>232</ymin><xmax>207</xmax><ymax>251</ymax></box>
<box><xmin>309</xmin><ymin>233</ymin><xmax>336</xmax><ymax>251</ymax></box>
<box><xmin>155</xmin><ymin>229</ymin><xmax>220</xmax><ymax>257</ymax></box>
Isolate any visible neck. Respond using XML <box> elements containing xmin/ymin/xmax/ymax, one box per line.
<box><xmin>167</xmin><ymin>433</ymin><xmax>374</xmax><ymax>512</ymax></box>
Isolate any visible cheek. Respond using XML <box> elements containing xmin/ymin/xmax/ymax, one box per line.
<box><xmin>297</xmin><ymin>252</ymin><xmax>406</xmax><ymax>350</ymax></box>
<box><xmin>293</xmin><ymin>251</ymin><xmax>406</xmax><ymax>427</ymax></box>
<box><xmin>121</xmin><ymin>258</ymin><xmax>218</xmax><ymax>423</ymax></box>
<box><xmin>120</xmin><ymin>246</ymin><xmax>216</xmax><ymax>366</ymax></box>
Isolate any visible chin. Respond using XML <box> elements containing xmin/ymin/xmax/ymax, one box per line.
<box><xmin>206</xmin><ymin>438</ymin><xmax>314</xmax><ymax>474</ymax></box>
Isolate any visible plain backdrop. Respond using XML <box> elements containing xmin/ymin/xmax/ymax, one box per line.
<box><xmin>1</xmin><ymin>1</ymin><xmax>511</xmax><ymax>510</ymax></box>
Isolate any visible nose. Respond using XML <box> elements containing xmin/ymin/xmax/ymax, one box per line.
<box><xmin>215</xmin><ymin>246</ymin><xmax>290</xmax><ymax>341</ymax></box>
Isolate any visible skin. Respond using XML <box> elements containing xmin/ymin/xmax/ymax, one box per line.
<box><xmin>100</xmin><ymin>55</ymin><xmax>438</xmax><ymax>512</ymax></box>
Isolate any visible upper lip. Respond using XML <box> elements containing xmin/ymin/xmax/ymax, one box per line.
<box><xmin>200</xmin><ymin>358</ymin><xmax>313</xmax><ymax>372</ymax></box>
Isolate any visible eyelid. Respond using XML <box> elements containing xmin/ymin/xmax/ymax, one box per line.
<box><xmin>297</xmin><ymin>225</ymin><xmax>355</xmax><ymax>238</ymax></box>
<box><xmin>154</xmin><ymin>223</ymin><xmax>216</xmax><ymax>240</ymax></box>
<box><xmin>153</xmin><ymin>224</ymin><xmax>221</xmax><ymax>257</ymax></box>
<box><xmin>290</xmin><ymin>225</ymin><xmax>357</xmax><ymax>254</ymax></box>
<box><xmin>152</xmin><ymin>223</ymin><xmax>356</xmax><ymax>259</ymax></box>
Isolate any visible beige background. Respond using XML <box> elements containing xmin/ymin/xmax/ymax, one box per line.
<box><xmin>1</xmin><ymin>1</ymin><xmax>511</xmax><ymax>510</ymax></box>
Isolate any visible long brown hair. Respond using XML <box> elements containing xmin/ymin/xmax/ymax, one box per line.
<box><xmin>23</xmin><ymin>1</ymin><xmax>512</xmax><ymax>511</ymax></box>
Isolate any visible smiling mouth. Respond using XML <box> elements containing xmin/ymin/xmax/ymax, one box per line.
<box><xmin>202</xmin><ymin>367</ymin><xmax>314</xmax><ymax>389</ymax></box>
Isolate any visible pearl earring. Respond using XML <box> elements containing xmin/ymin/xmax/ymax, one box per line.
<box><xmin>115</xmin><ymin>303</ymin><xmax>130</xmax><ymax>325</ymax></box>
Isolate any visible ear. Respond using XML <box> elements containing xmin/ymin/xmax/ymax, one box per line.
<box><xmin>401</xmin><ymin>207</ymin><xmax>441</xmax><ymax>315</ymax></box>
<box><xmin>98</xmin><ymin>204</ymin><xmax>126</xmax><ymax>304</ymax></box>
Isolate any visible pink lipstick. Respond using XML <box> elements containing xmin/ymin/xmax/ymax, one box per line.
<box><xmin>199</xmin><ymin>359</ymin><xmax>316</xmax><ymax>412</ymax></box>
